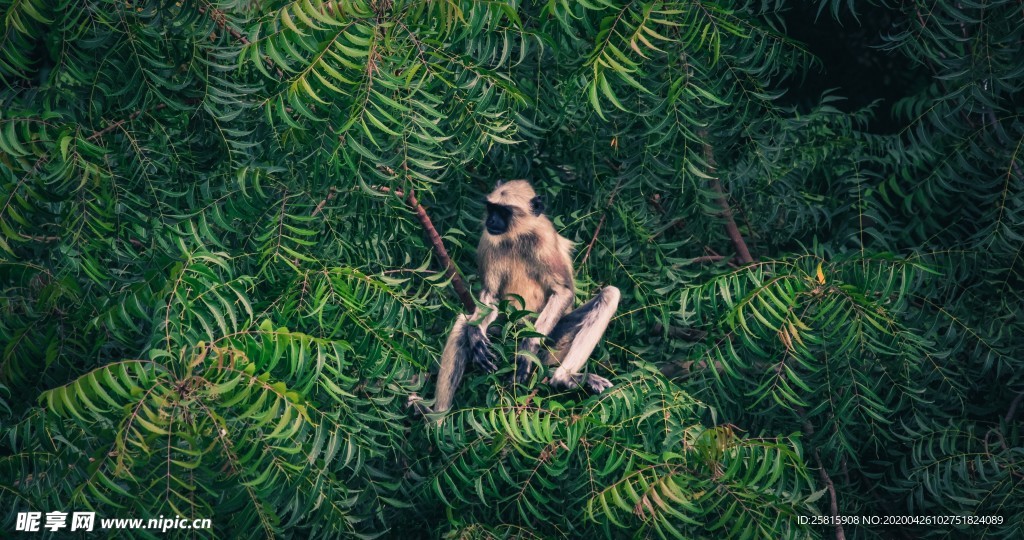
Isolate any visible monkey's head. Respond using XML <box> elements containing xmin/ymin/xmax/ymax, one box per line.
<box><xmin>484</xmin><ymin>180</ymin><xmax>545</xmax><ymax>236</ymax></box>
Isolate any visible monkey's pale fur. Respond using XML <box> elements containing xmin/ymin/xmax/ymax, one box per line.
<box><xmin>478</xmin><ymin>180</ymin><xmax>575</xmax><ymax>313</ymax></box>
<box><xmin>425</xmin><ymin>180</ymin><xmax>619</xmax><ymax>414</ymax></box>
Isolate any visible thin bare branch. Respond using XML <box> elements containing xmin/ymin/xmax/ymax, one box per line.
<box><xmin>377</xmin><ymin>186</ymin><xmax>475</xmax><ymax>313</ymax></box>
<box><xmin>700</xmin><ymin>132</ymin><xmax>753</xmax><ymax>264</ymax></box>
<box><xmin>580</xmin><ymin>178</ymin><xmax>623</xmax><ymax>268</ymax></box>
<box><xmin>815</xmin><ymin>449</ymin><xmax>846</xmax><ymax>540</ymax></box>
<box><xmin>198</xmin><ymin>3</ymin><xmax>250</xmax><ymax>45</ymax></box>
<box><xmin>1006</xmin><ymin>391</ymin><xmax>1024</xmax><ymax>423</ymax></box>
<box><xmin>688</xmin><ymin>254</ymin><xmax>726</xmax><ymax>264</ymax></box>
<box><xmin>799</xmin><ymin>408</ymin><xmax>846</xmax><ymax>540</ymax></box>
<box><xmin>88</xmin><ymin>104</ymin><xmax>166</xmax><ymax>141</ymax></box>
<box><xmin>311</xmin><ymin>187</ymin><xmax>337</xmax><ymax>217</ymax></box>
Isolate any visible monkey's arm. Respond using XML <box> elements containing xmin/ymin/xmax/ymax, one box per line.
<box><xmin>466</xmin><ymin>289</ymin><xmax>500</xmax><ymax>373</ymax></box>
<box><xmin>513</xmin><ymin>285</ymin><xmax>574</xmax><ymax>383</ymax></box>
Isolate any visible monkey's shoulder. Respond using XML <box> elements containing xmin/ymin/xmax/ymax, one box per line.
<box><xmin>480</xmin><ymin>225</ymin><xmax>569</xmax><ymax>264</ymax></box>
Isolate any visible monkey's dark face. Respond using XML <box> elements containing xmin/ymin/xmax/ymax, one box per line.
<box><xmin>483</xmin><ymin>180</ymin><xmax>545</xmax><ymax>236</ymax></box>
<box><xmin>485</xmin><ymin>203</ymin><xmax>512</xmax><ymax>235</ymax></box>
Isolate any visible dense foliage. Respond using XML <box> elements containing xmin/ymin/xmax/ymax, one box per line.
<box><xmin>1</xmin><ymin>0</ymin><xmax>1021</xmax><ymax>538</ymax></box>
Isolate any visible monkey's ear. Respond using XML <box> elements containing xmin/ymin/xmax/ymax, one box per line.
<box><xmin>530</xmin><ymin>196</ymin><xmax>545</xmax><ymax>216</ymax></box>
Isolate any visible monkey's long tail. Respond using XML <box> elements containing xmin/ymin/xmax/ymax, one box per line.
<box><xmin>433</xmin><ymin>315</ymin><xmax>470</xmax><ymax>413</ymax></box>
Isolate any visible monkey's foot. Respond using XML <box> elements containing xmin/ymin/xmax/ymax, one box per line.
<box><xmin>406</xmin><ymin>393</ymin><xmax>433</xmax><ymax>416</ymax></box>
<box><xmin>550</xmin><ymin>372</ymin><xmax>613</xmax><ymax>394</ymax></box>
<box><xmin>583</xmin><ymin>374</ymin><xmax>613</xmax><ymax>393</ymax></box>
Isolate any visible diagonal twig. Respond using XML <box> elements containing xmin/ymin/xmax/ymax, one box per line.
<box><xmin>376</xmin><ymin>186</ymin><xmax>475</xmax><ymax>313</ymax></box>
<box><xmin>1006</xmin><ymin>391</ymin><xmax>1024</xmax><ymax>423</ymax></box>
<box><xmin>88</xmin><ymin>104</ymin><xmax>166</xmax><ymax>141</ymax></box>
<box><xmin>580</xmin><ymin>177</ymin><xmax>624</xmax><ymax>268</ymax></box>
<box><xmin>699</xmin><ymin>131</ymin><xmax>754</xmax><ymax>264</ymax></box>
<box><xmin>197</xmin><ymin>3</ymin><xmax>250</xmax><ymax>45</ymax></box>
<box><xmin>798</xmin><ymin>407</ymin><xmax>846</xmax><ymax>540</ymax></box>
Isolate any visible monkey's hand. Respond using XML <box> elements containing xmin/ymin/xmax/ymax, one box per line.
<box><xmin>512</xmin><ymin>339</ymin><xmax>540</xmax><ymax>384</ymax></box>
<box><xmin>467</xmin><ymin>325</ymin><xmax>498</xmax><ymax>373</ymax></box>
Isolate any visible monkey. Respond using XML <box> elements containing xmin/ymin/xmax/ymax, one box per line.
<box><xmin>420</xmin><ymin>179</ymin><xmax>620</xmax><ymax>414</ymax></box>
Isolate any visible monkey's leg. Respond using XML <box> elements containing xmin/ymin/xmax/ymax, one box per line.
<box><xmin>513</xmin><ymin>285</ymin><xmax>574</xmax><ymax>383</ymax></box>
<box><xmin>546</xmin><ymin>286</ymin><xmax>620</xmax><ymax>393</ymax></box>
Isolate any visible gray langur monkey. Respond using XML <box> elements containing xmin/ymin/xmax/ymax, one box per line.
<box><xmin>424</xmin><ymin>179</ymin><xmax>620</xmax><ymax>414</ymax></box>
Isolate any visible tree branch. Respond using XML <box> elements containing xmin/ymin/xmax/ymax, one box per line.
<box><xmin>376</xmin><ymin>187</ymin><xmax>475</xmax><ymax>313</ymax></box>
<box><xmin>88</xmin><ymin>104</ymin><xmax>166</xmax><ymax>141</ymax></box>
<box><xmin>580</xmin><ymin>177</ymin><xmax>624</xmax><ymax>268</ymax></box>
<box><xmin>699</xmin><ymin>132</ymin><xmax>753</xmax><ymax>264</ymax></box>
<box><xmin>814</xmin><ymin>449</ymin><xmax>846</xmax><ymax>540</ymax></box>
<box><xmin>198</xmin><ymin>2</ymin><xmax>285</xmax><ymax>79</ymax></box>
<box><xmin>197</xmin><ymin>3</ymin><xmax>250</xmax><ymax>45</ymax></box>
<box><xmin>579</xmin><ymin>215</ymin><xmax>607</xmax><ymax>269</ymax></box>
<box><xmin>798</xmin><ymin>408</ymin><xmax>846</xmax><ymax>540</ymax></box>
<box><xmin>18</xmin><ymin>234</ymin><xmax>59</xmax><ymax>242</ymax></box>
<box><xmin>687</xmin><ymin>254</ymin><xmax>726</xmax><ymax>264</ymax></box>
<box><xmin>310</xmin><ymin>187</ymin><xmax>337</xmax><ymax>217</ymax></box>
<box><xmin>1006</xmin><ymin>391</ymin><xmax>1024</xmax><ymax>423</ymax></box>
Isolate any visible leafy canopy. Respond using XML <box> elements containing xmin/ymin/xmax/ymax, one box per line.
<box><xmin>1</xmin><ymin>0</ymin><xmax>1022</xmax><ymax>538</ymax></box>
